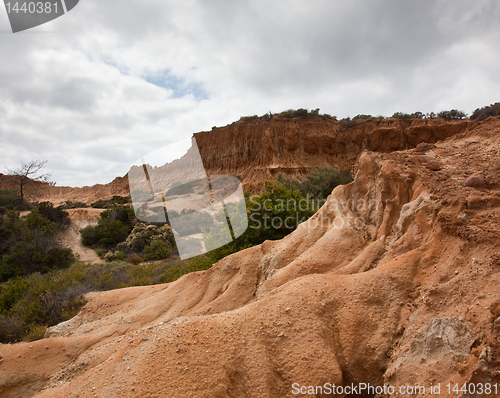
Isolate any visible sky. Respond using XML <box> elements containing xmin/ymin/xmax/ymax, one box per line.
<box><xmin>0</xmin><ymin>0</ymin><xmax>499</xmax><ymax>187</ymax></box>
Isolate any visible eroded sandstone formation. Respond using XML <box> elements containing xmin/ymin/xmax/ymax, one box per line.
<box><xmin>1</xmin><ymin>117</ymin><xmax>499</xmax><ymax>397</ymax></box>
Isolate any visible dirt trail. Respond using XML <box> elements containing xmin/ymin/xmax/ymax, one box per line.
<box><xmin>56</xmin><ymin>208</ymin><xmax>104</xmax><ymax>264</ymax></box>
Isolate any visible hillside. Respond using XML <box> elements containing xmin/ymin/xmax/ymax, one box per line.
<box><xmin>1</xmin><ymin>116</ymin><xmax>470</xmax><ymax>206</ymax></box>
<box><xmin>1</xmin><ymin>116</ymin><xmax>499</xmax><ymax>397</ymax></box>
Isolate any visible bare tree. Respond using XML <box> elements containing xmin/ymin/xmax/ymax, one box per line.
<box><xmin>7</xmin><ymin>160</ymin><xmax>52</xmax><ymax>202</ymax></box>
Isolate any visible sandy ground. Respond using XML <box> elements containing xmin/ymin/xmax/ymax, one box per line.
<box><xmin>56</xmin><ymin>208</ymin><xmax>104</xmax><ymax>264</ymax></box>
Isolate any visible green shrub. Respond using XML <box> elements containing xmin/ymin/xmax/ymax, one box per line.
<box><xmin>125</xmin><ymin>223</ymin><xmax>174</xmax><ymax>252</ymax></box>
<box><xmin>0</xmin><ymin>190</ymin><xmax>19</xmax><ymax>210</ymax></box>
<box><xmin>278</xmin><ymin>167</ymin><xmax>352</xmax><ymax>200</ymax></box>
<box><xmin>97</xmin><ymin>219</ymin><xmax>132</xmax><ymax>245</ymax></box>
<box><xmin>437</xmin><ymin>109</ymin><xmax>467</xmax><ymax>119</ymax></box>
<box><xmin>143</xmin><ymin>240</ymin><xmax>171</xmax><ymax>261</ymax></box>
<box><xmin>392</xmin><ymin>112</ymin><xmax>413</xmax><ymax>119</ymax></box>
<box><xmin>43</xmin><ymin>247</ymin><xmax>74</xmax><ymax>272</ymax></box>
<box><xmin>61</xmin><ymin>200</ymin><xmax>88</xmax><ymax>209</ymax></box>
<box><xmin>90</xmin><ymin>196</ymin><xmax>131</xmax><ymax>208</ymax></box>
<box><xmin>81</xmin><ymin>225</ymin><xmax>99</xmax><ymax>246</ymax></box>
<box><xmin>104</xmin><ymin>250</ymin><xmax>125</xmax><ymax>262</ymax></box>
<box><xmin>237</xmin><ymin>108</ymin><xmax>334</xmax><ymax>122</ymax></box>
<box><xmin>239</xmin><ymin>115</ymin><xmax>259</xmax><ymax>122</ymax></box>
<box><xmin>470</xmin><ymin>102</ymin><xmax>500</xmax><ymax>121</ymax></box>
<box><xmin>36</xmin><ymin>202</ymin><xmax>70</xmax><ymax>226</ymax></box>
<box><xmin>352</xmin><ymin>114</ymin><xmax>374</xmax><ymax>120</ymax></box>
<box><xmin>25</xmin><ymin>208</ymin><xmax>57</xmax><ymax>235</ymax></box>
<box><xmin>80</xmin><ymin>206</ymin><xmax>135</xmax><ymax>247</ymax></box>
<box><xmin>0</xmin><ymin>209</ymin><xmax>75</xmax><ymax>282</ymax></box>
<box><xmin>168</xmin><ymin>210</ymin><xmax>214</xmax><ymax>236</ymax></box>
<box><xmin>0</xmin><ymin>189</ymin><xmax>33</xmax><ymax>211</ymax></box>
<box><xmin>165</xmin><ymin>179</ymin><xmax>207</xmax><ymax>196</ymax></box>
<box><xmin>0</xmin><ymin>252</ymin><xmax>237</xmax><ymax>344</ymax></box>
<box><xmin>25</xmin><ymin>324</ymin><xmax>47</xmax><ymax>341</ymax></box>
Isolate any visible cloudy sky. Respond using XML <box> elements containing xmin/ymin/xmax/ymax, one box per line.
<box><xmin>0</xmin><ymin>0</ymin><xmax>499</xmax><ymax>187</ymax></box>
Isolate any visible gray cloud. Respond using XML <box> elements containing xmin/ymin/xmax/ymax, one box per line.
<box><xmin>1</xmin><ymin>0</ymin><xmax>499</xmax><ymax>186</ymax></box>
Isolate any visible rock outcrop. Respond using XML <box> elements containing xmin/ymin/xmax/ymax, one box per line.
<box><xmin>1</xmin><ymin>117</ymin><xmax>499</xmax><ymax>398</ymax></box>
<box><xmin>195</xmin><ymin>116</ymin><xmax>471</xmax><ymax>191</ymax></box>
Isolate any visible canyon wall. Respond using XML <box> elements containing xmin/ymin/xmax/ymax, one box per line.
<box><xmin>1</xmin><ymin>117</ymin><xmax>471</xmax><ymax>205</ymax></box>
<box><xmin>195</xmin><ymin>116</ymin><xmax>471</xmax><ymax>190</ymax></box>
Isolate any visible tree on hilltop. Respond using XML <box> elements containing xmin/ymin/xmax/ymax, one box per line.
<box><xmin>7</xmin><ymin>160</ymin><xmax>52</xmax><ymax>202</ymax></box>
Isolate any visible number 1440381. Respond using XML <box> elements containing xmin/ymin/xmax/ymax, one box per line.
<box><xmin>5</xmin><ymin>2</ymin><xmax>58</xmax><ymax>14</ymax></box>
<box><xmin>446</xmin><ymin>383</ymin><xmax>498</xmax><ymax>395</ymax></box>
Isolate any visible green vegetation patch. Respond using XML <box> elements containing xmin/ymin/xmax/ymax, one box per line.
<box><xmin>0</xmin><ymin>256</ymin><xmax>213</xmax><ymax>343</ymax></box>
<box><xmin>0</xmin><ymin>202</ymin><xmax>74</xmax><ymax>282</ymax></box>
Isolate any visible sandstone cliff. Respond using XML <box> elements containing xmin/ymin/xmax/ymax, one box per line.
<box><xmin>1</xmin><ymin>117</ymin><xmax>499</xmax><ymax>397</ymax></box>
<box><xmin>0</xmin><ymin>174</ymin><xmax>130</xmax><ymax>207</ymax></box>
<box><xmin>196</xmin><ymin>116</ymin><xmax>470</xmax><ymax>191</ymax></box>
<box><xmin>2</xmin><ymin>117</ymin><xmax>471</xmax><ymax>206</ymax></box>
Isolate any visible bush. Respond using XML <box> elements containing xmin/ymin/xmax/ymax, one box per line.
<box><xmin>61</xmin><ymin>200</ymin><xmax>88</xmax><ymax>209</ymax></box>
<box><xmin>91</xmin><ymin>196</ymin><xmax>131</xmax><ymax>208</ymax></box>
<box><xmin>125</xmin><ymin>223</ymin><xmax>174</xmax><ymax>252</ymax></box>
<box><xmin>80</xmin><ymin>206</ymin><xmax>135</xmax><ymax>247</ymax></box>
<box><xmin>144</xmin><ymin>240</ymin><xmax>171</xmax><ymax>261</ymax></box>
<box><xmin>104</xmin><ymin>250</ymin><xmax>125</xmax><ymax>262</ymax></box>
<box><xmin>204</xmin><ymin>181</ymin><xmax>315</xmax><ymax>262</ymax></box>
<box><xmin>0</xmin><ymin>269</ymin><xmax>90</xmax><ymax>343</ymax></box>
<box><xmin>352</xmin><ymin>114</ymin><xmax>374</xmax><ymax>121</ymax></box>
<box><xmin>437</xmin><ymin>109</ymin><xmax>467</xmax><ymax>119</ymax></box>
<box><xmin>278</xmin><ymin>167</ymin><xmax>352</xmax><ymax>200</ymax></box>
<box><xmin>0</xmin><ymin>190</ymin><xmax>19</xmax><ymax>210</ymax></box>
<box><xmin>169</xmin><ymin>210</ymin><xmax>214</xmax><ymax>236</ymax></box>
<box><xmin>128</xmin><ymin>254</ymin><xmax>143</xmax><ymax>265</ymax></box>
<box><xmin>96</xmin><ymin>219</ymin><xmax>132</xmax><ymax>245</ymax></box>
<box><xmin>36</xmin><ymin>202</ymin><xmax>70</xmax><ymax>226</ymax></box>
<box><xmin>239</xmin><ymin>115</ymin><xmax>259</xmax><ymax>122</ymax></box>
<box><xmin>277</xmin><ymin>108</ymin><xmax>312</xmax><ymax>118</ymax></box>
<box><xmin>237</xmin><ymin>108</ymin><xmax>334</xmax><ymax>122</ymax></box>
<box><xmin>392</xmin><ymin>112</ymin><xmax>412</xmax><ymax>119</ymax></box>
<box><xmin>81</xmin><ymin>225</ymin><xmax>100</xmax><ymax>246</ymax></box>
<box><xmin>25</xmin><ymin>324</ymin><xmax>47</xmax><ymax>341</ymax></box>
<box><xmin>0</xmin><ymin>189</ymin><xmax>32</xmax><ymax>211</ymax></box>
<box><xmin>43</xmin><ymin>247</ymin><xmax>74</xmax><ymax>272</ymax></box>
<box><xmin>470</xmin><ymin>102</ymin><xmax>500</xmax><ymax>121</ymax></box>
<box><xmin>25</xmin><ymin>209</ymin><xmax>57</xmax><ymax>235</ymax></box>
<box><xmin>0</xmin><ymin>209</ymin><xmax>75</xmax><ymax>282</ymax></box>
